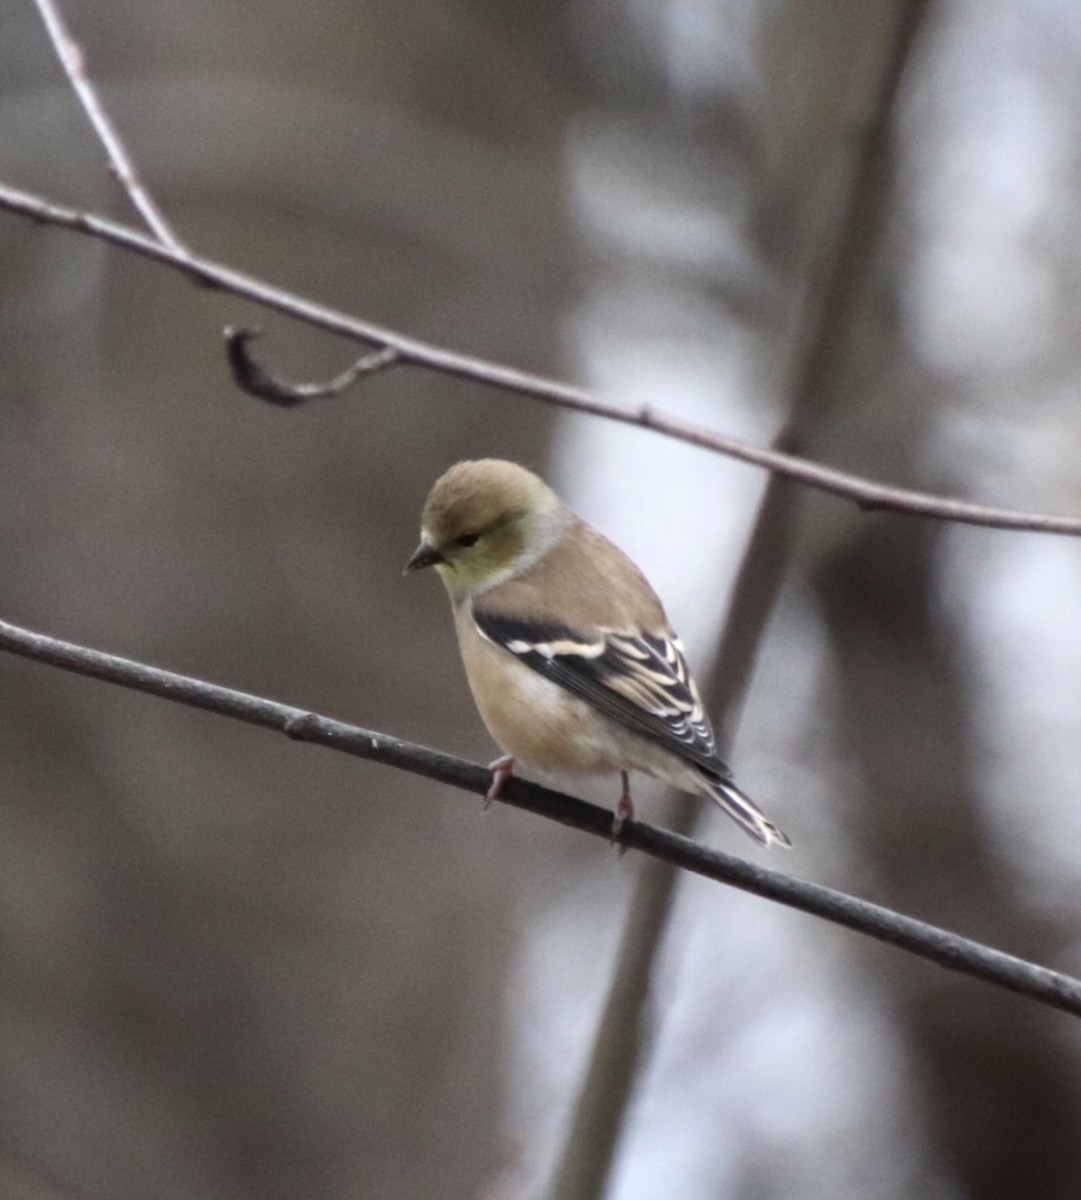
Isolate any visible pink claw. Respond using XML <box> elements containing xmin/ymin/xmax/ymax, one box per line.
<box><xmin>485</xmin><ymin>755</ymin><xmax>516</xmax><ymax>810</ymax></box>
<box><xmin>611</xmin><ymin>771</ymin><xmax>634</xmax><ymax>845</ymax></box>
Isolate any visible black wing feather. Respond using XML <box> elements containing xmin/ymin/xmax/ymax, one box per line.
<box><xmin>473</xmin><ymin>609</ymin><xmax>730</xmax><ymax>778</ymax></box>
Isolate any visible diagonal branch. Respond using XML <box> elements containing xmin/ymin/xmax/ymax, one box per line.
<box><xmin>0</xmin><ymin>612</ymin><xmax>1079</xmax><ymax>1019</ymax></box>
<box><xmin>31</xmin><ymin>0</ymin><xmax>187</xmax><ymax>252</ymax></box>
<box><xmin>1</xmin><ymin>181</ymin><xmax>1080</xmax><ymax>540</ymax></box>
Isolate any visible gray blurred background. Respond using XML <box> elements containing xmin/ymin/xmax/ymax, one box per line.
<box><xmin>3</xmin><ymin>0</ymin><xmax>1081</xmax><ymax>1197</ymax></box>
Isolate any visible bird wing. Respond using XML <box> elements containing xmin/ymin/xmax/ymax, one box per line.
<box><xmin>472</xmin><ymin>608</ymin><xmax>729</xmax><ymax>777</ymax></box>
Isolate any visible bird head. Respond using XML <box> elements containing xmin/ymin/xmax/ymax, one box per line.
<box><xmin>405</xmin><ymin>459</ymin><xmax>566</xmax><ymax>596</ymax></box>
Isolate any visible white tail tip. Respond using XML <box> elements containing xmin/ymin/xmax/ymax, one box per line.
<box><xmin>709</xmin><ymin>778</ymin><xmax>791</xmax><ymax>848</ymax></box>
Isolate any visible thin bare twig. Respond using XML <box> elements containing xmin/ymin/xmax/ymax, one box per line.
<box><xmin>224</xmin><ymin>327</ymin><xmax>400</xmax><ymax>405</ymax></box>
<box><xmin>0</xmin><ymin>613</ymin><xmax>1078</xmax><ymax>1017</ymax></box>
<box><xmin>31</xmin><ymin>0</ymin><xmax>187</xmax><ymax>252</ymax></box>
<box><xmin>2</xmin><ymin>180</ymin><xmax>1081</xmax><ymax>539</ymax></box>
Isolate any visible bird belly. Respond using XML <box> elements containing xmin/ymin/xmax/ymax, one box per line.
<box><xmin>462</xmin><ymin>636</ymin><xmax>621</xmax><ymax>773</ymax></box>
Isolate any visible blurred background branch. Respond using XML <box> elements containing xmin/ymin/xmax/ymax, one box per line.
<box><xmin>548</xmin><ymin>4</ymin><xmax>931</xmax><ymax>1197</ymax></box>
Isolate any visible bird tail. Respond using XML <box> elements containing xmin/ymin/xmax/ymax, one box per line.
<box><xmin>705</xmin><ymin>775</ymin><xmax>791</xmax><ymax>848</ymax></box>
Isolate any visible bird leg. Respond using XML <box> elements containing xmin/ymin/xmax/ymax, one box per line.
<box><xmin>485</xmin><ymin>755</ymin><xmax>516</xmax><ymax>810</ymax></box>
<box><xmin>611</xmin><ymin>771</ymin><xmax>634</xmax><ymax>843</ymax></box>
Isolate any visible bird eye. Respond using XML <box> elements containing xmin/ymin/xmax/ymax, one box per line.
<box><xmin>455</xmin><ymin>532</ymin><xmax>480</xmax><ymax>548</ymax></box>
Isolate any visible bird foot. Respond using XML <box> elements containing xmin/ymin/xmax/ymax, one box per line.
<box><xmin>610</xmin><ymin>772</ymin><xmax>634</xmax><ymax>850</ymax></box>
<box><xmin>485</xmin><ymin>755</ymin><xmax>515</xmax><ymax>811</ymax></box>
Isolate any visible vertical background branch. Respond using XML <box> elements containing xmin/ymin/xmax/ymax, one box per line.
<box><xmin>546</xmin><ymin>5</ymin><xmax>932</xmax><ymax>1198</ymax></box>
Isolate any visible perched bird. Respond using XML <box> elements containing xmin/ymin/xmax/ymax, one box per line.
<box><xmin>404</xmin><ymin>459</ymin><xmax>790</xmax><ymax>847</ymax></box>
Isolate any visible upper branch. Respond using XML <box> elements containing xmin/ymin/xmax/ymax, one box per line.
<box><xmin>3</xmin><ymin>180</ymin><xmax>1081</xmax><ymax>539</ymax></box>
<box><xmin>0</xmin><ymin>611</ymin><xmax>1078</xmax><ymax>1020</ymax></box>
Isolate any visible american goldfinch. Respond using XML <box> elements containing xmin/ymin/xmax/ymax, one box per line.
<box><xmin>405</xmin><ymin>459</ymin><xmax>790</xmax><ymax>847</ymax></box>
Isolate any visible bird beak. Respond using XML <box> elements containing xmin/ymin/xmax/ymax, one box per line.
<box><xmin>404</xmin><ymin>539</ymin><xmax>445</xmax><ymax>574</ymax></box>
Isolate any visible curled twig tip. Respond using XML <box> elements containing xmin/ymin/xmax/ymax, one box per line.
<box><xmin>224</xmin><ymin>325</ymin><xmax>400</xmax><ymax>407</ymax></box>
